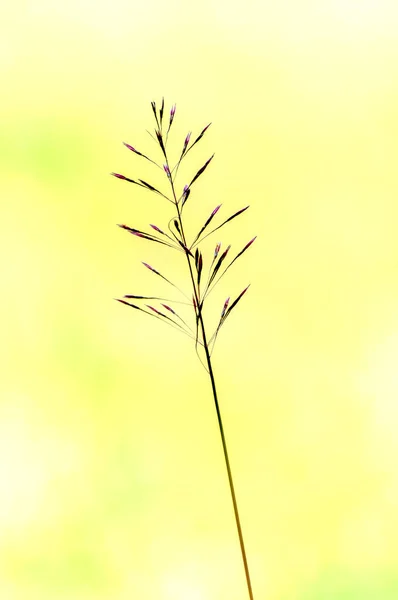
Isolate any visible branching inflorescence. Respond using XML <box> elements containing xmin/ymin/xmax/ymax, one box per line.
<box><xmin>112</xmin><ymin>98</ymin><xmax>256</xmax><ymax>599</ymax></box>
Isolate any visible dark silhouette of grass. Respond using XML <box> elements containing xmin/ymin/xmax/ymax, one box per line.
<box><xmin>112</xmin><ymin>99</ymin><xmax>256</xmax><ymax>599</ymax></box>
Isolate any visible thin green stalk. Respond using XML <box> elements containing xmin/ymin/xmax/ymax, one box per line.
<box><xmin>200</xmin><ymin>325</ymin><xmax>254</xmax><ymax>600</ymax></box>
<box><xmin>166</xmin><ymin>161</ymin><xmax>255</xmax><ymax>600</ymax></box>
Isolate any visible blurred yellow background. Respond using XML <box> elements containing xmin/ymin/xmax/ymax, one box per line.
<box><xmin>1</xmin><ymin>0</ymin><xmax>398</xmax><ymax>598</ymax></box>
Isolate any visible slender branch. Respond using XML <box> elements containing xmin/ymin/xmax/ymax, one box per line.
<box><xmin>164</xmin><ymin>153</ymin><xmax>255</xmax><ymax>600</ymax></box>
<box><xmin>199</xmin><ymin>321</ymin><xmax>254</xmax><ymax>600</ymax></box>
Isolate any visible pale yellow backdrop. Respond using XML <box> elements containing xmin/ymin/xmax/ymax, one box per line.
<box><xmin>1</xmin><ymin>0</ymin><xmax>398</xmax><ymax>598</ymax></box>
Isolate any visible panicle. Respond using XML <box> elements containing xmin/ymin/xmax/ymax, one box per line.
<box><xmin>183</xmin><ymin>132</ymin><xmax>191</xmax><ymax>153</ymax></box>
<box><xmin>167</xmin><ymin>104</ymin><xmax>176</xmax><ymax>135</ymax></box>
<box><xmin>150</xmin><ymin>224</ymin><xmax>165</xmax><ymax>234</ymax></box>
<box><xmin>160</xmin><ymin>97</ymin><xmax>165</xmax><ymax>126</ymax></box>
<box><xmin>151</xmin><ymin>100</ymin><xmax>159</xmax><ymax>125</ymax></box>
<box><xmin>123</xmin><ymin>142</ymin><xmax>137</xmax><ymax>153</ymax></box>
<box><xmin>221</xmin><ymin>297</ymin><xmax>230</xmax><ymax>318</ymax></box>
<box><xmin>142</xmin><ymin>262</ymin><xmax>156</xmax><ymax>273</ymax></box>
<box><xmin>155</xmin><ymin>129</ymin><xmax>166</xmax><ymax>155</ymax></box>
<box><xmin>181</xmin><ymin>185</ymin><xmax>191</xmax><ymax>207</ymax></box>
<box><xmin>197</xmin><ymin>252</ymin><xmax>203</xmax><ymax>286</ymax></box>
<box><xmin>190</xmin><ymin>123</ymin><xmax>212</xmax><ymax>149</ymax></box>
<box><xmin>243</xmin><ymin>236</ymin><xmax>257</xmax><ymax>251</ymax></box>
<box><xmin>189</xmin><ymin>154</ymin><xmax>215</xmax><ymax>187</ymax></box>
<box><xmin>114</xmin><ymin>100</ymin><xmax>255</xmax><ymax>359</ymax></box>
<box><xmin>161</xmin><ymin>303</ymin><xmax>176</xmax><ymax>314</ymax></box>
<box><xmin>212</xmin><ymin>205</ymin><xmax>221</xmax><ymax>217</ymax></box>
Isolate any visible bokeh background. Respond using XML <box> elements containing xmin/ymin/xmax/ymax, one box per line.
<box><xmin>2</xmin><ymin>0</ymin><xmax>398</xmax><ymax>598</ymax></box>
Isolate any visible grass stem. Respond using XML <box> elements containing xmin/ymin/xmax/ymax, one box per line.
<box><xmin>167</xmin><ymin>160</ymin><xmax>255</xmax><ymax>600</ymax></box>
<box><xmin>200</xmin><ymin>318</ymin><xmax>255</xmax><ymax>600</ymax></box>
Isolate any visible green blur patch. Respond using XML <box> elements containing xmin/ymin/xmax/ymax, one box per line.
<box><xmin>297</xmin><ymin>566</ymin><xmax>398</xmax><ymax>600</ymax></box>
<box><xmin>1</xmin><ymin>118</ymin><xmax>91</xmax><ymax>185</ymax></box>
<box><xmin>52</xmin><ymin>317</ymin><xmax>116</xmax><ymax>407</ymax></box>
<box><xmin>3</xmin><ymin>523</ymin><xmax>112</xmax><ymax>599</ymax></box>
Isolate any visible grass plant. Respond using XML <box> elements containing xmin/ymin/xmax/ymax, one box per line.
<box><xmin>112</xmin><ymin>98</ymin><xmax>256</xmax><ymax>599</ymax></box>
